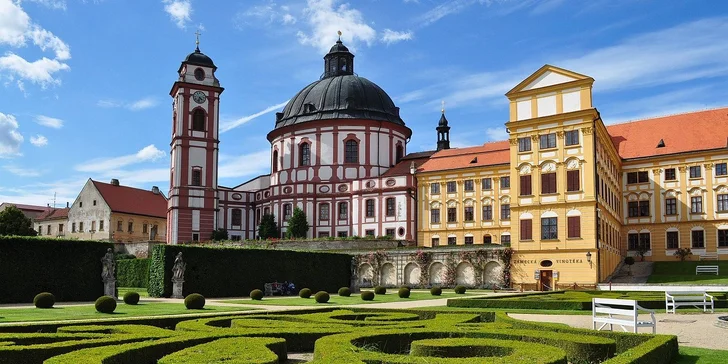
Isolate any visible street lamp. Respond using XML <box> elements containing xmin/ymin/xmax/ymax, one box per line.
<box><xmin>586</xmin><ymin>251</ymin><xmax>593</xmax><ymax>267</ymax></box>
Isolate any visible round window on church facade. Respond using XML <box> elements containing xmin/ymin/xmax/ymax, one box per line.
<box><xmin>194</xmin><ymin>68</ymin><xmax>205</xmax><ymax>81</ymax></box>
<box><xmin>398</xmin><ymin>227</ymin><xmax>405</xmax><ymax>237</ymax></box>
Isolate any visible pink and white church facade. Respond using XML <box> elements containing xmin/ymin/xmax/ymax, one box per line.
<box><xmin>167</xmin><ymin>39</ymin><xmax>436</xmax><ymax>244</ymax></box>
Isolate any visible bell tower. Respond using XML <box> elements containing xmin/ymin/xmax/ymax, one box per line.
<box><xmin>436</xmin><ymin>101</ymin><xmax>451</xmax><ymax>151</ymax></box>
<box><xmin>167</xmin><ymin>32</ymin><xmax>224</xmax><ymax>244</ymax></box>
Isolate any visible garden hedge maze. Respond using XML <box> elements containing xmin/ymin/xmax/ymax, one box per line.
<box><xmin>0</xmin><ymin>308</ymin><xmax>678</xmax><ymax>363</ymax></box>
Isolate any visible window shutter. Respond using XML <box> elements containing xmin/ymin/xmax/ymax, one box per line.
<box><xmin>567</xmin><ymin>170</ymin><xmax>579</xmax><ymax>191</ymax></box>
<box><xmin>520</xmin><ymin>175</ymin><xmax>531</xmax><ymax>195</ymax></box>
<box><xmin>568</xmin><ymin>216</ymin><xmax>580</xmax><ymax>238</ymax></box>
<box><xmin>521</xmin><ymin>219</ymin><xmax>532</xmax><ymax>240</ymax></box>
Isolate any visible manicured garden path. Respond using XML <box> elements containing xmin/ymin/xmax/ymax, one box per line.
<box><xmin>221</xmin><ymin>291</ymin><xmax>481</xmax><ymax>306</ymax></box>
<box><xmin>647</xmin><ymin>261</ymin><xmax>728</xmax><ymax>285</ymax></box>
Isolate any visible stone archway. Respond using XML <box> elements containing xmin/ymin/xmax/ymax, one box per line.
<box><xmin>403</xmin><ymin>263</ymin><xmax>421</xmax><ymax>286</ymax></box>
<box><xmin>358</xmin><ymin>263</ymin><xmax>374</xmax><ymax>287</ymax></box>
<box><xmin>429</xmin><ymin>262</ymin><xmax>445</xmax><ymax>285</ymax></box>
<box><xmin>456</xmin><ymin>262</ymin><xmax>475</xmax><ymax>286</ymax></box>
<box><xmin>483</xmin><ymin>261</ymin><xmax>503</xmax><ymax>287</ymax></box>
<box><xmin>380</xmin><ymin>263</ymin><xmax>396</xmax><ymax>287</ymax></box>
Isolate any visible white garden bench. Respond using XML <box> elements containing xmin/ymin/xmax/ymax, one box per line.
<box><xmin>699</xmin><ymin>252</ymin><xmax>719</xmax><ymax>261</ymax></box>
<box><xmin>665</xmin><ymin>291</ymin><xmax>714</xmax><ymax>314</ymax></box>
<box><xmin>592</xmin><ymin>298</ymin><xmax>656</xmax><ymax>334</ymax></box>
<box><xmin>695</xmin><ymin>266</ymin><xmax>719</xmax><ymax>275</ymax></box>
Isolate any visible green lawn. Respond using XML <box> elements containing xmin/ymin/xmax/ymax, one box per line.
<box><xmin>222</xmin><ymin>291</ymin><xmax>471</xmax><ymax>306</ymax></box>
<box><xmin>0</xmin><ymin>302</ymin><xmax>252</xmax><ymax>323</ymax></box>
<box><xmin>118</xmin><ymin>287</ymin><xmax>149</xmax><ymax>298</ymax></box>
<box><xmin>648</xmin><ymin>261</ymin><xmax>728</xmax><ymax>284</ymax></box>
<box><xmin>675</xmin><ymin>346</ymin><xmax>728</xmax><ymax>363</ymax></box>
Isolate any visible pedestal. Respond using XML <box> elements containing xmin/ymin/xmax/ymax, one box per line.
<box><xmin>103</xmin><ymin>279</ymin><xmax>116</xmax><ymax>298</ymax></box>
<box><xmin>172</xmin><ymin>279</ymin><xmax>184</xmax><ymax>299</ymax></box>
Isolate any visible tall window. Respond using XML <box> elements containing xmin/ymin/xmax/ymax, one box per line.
<box><xmin>431</xmin><ymin>183</ymin><xmax>440</xmax><ymax>194</ymax></box>
<box><xmin>272</xmin><ymin>151</ymin><xmax>278</xmax><ymax>172</ymax></box>
<box><xmin>520</xmin><ymin>219</ymin><xmax>532</xmax><ymax>240</ymax></box>
<box><xmin>716</xmin><ymin>163</ymin><xmax>728</xmax><ymax>176</ymax></box>
<box><xmin>566</xmin><ymin>170</ymin><xmax>580</xmax><ymax>191</ymax></box>
<box><xmin>482</xmin><ymin>206</ymin><xmax>492</xmax><ymax>221</ymax></box>
<box><xmin>72</xmin><ymin>222</ymin><xmax>76</xmax><ymax>232</ymax></box>
<box><xmin>464</xmin><ymin>236</ymin><xmax>474</xmax><ymax>245</ymax></box>
<box><xmin>520</xmin><ymin>175</ymin><xmax>532</xmax><ymax>196</ymax></box>
<box><xmin>692</xmin><ymin>230</ymin><xmax>705</xmax><ymax>248</ymax></box>
<box><xmin>664</xmin><ymin>168</ymin><xmax>676</xmax><ymax>181</ymax></box>
<box><xmin>386</xmin><ymin>198</ymin><xmax>396</xmax><ymax>217</ymax></box>
<box><xmin>689</xmin><ymin>166</ymin><xmax>701</xmax><ymax>178</ymax></box>
<box><xmin>666</xmin><ymin>231</ymin><xmax>679</xmax><ymax>249</ymax></box>
<box><xmin>501</xmin><ymin>177</ymin><xmax>510</xmax><ymax>189</ymax></box>
<box><xmin>464</xmin><ymin>206</ymin><xmax>474</xmax><ymax>221</ymax></box>
<box><xmin>283</xmin><ymin>204</ymin><xmax>292</xmax><ymax>220</ymax></box>
<box><xmin>565</xmin><ymin>130</ymin><xmax>579</xmax><ymax>146</ymax></box>
<box><xmin>431</xmin><ymin>238</ymin><xmax>439</xmax><ymax>246</ymax></box>
<box><xmin>481</xmin><ymin>178</ymin><xmax>492</xmax><ymax>190</ymax></box>
<box><xmin>447</xmin><ymin>207</ymin><xmax>457</xmax><ymax>222</ymax></box>
<box><xmin>518</xmin><ymin>137</ymin><xmax>531</xmax><ymax>152</ymax></box>
<box><xmin>142</xmin><ymin>223</ymin><xmax>147</xmax><ymax>234</ymax></box>
<box><xmin>192</xmin><ymin>109</ymin><xmax>205</xmax><ymax>131</ymax></box>
<box><xmin>628</xmin><ymin>232</ymin><xmax>650</xmax><ymax>250</ymax></box>
<box><xmin>501</xmin><ymin>204</ymin><xmax>510</xmax><ymax>219</ymax></box>
<box><xmin>345</xmin><ymin>140</ymin><xmax>358</xmax><ymax>163</ymax></box>
<box><xmin>396</xmin><ymin>145</ymin><xmax>404</xmax><ymax>163</ymax></box>
<box><xmin>446</xmin><ymin>181</ymin><xmax>457</xmax><ymax>193</ymax></box>
<box><xmin>464</xmin><ymin>180</ymin><xmax>474</xmax><ymax>192</ymax></box>
<box><xmin>627</xmin><ymin>171</ymin><xmax>649</xmax><ymax>184</ymax></box>
<box><xmin>567</xmin><ymin>216</ymin><xmax>580</xmax><ymax>238</ymax></box>
<box><xmin>501</xmin><ymin>235</ymin><xmax>511</xmax><ymax>245</ymax></box>
<box><xmin>665</xmin><ymin>198</ymin><xmax>677</xmax><ymax>215</ymax></box>
<box><xmin>483</xmin><ymin>235</ymin><xmax>492</xmax><ymax>244</ymax></box>
<box><xmin>447</xmin><ymin>237</ymin><xmax>456</xmax><ymax>245</ymax></box>
<box><xmin>628</xmin><ymin>201</ymin><xmax>650</xmax><ymax>217</ymax></box>
<box><xmin>99</xmin><ymin>220</ymin><xmax>104</xmax><ymax>231</ymax></box>
<box><xmin>232</xmin><ymin>209</ymin><xmax>242</xmax><ymax>225</ymax></box>
<box><xmin>431</xmin><ymin>208</ymin><xmax>440</xmax><ymax>223</ymax></box>
<box><xmin>117</xmin><ymin>221</ymin><xmax>122</xmax><ymax>231</ymax></box>
<box><xmin>319</xmin><ymin>203</ymin><xmax>330</xmax><ymax>221</ymax></box>
<box><xmin>718</xmin><ymin>230</ymin><xmax>728</xmax><ymax>247</ymax></box>
<box><xmin>338</xmin><ymin>202</ymin><xmax>348</xmax><ymax>219</ymax></box>
<box><xmin>541</xmin><ymin>217</ymin><xmax>557</xmax><ymax>239</ymax></box>
<box><xmin>541</xmin><ymin>173</ymin><xmax>556</xmax><ymax>194</ymax></box>
<box><xmin>717</xmin><ymin>194</ymin><xmax>728</xmax><ymax>212</ymax></box>
<box><xmin>79</xmin><ymin>221</ymin><xmax>84</xmax><ymax>232</ymax></box>
<box><xmin>539</xmin><ymin>133</ymin><xmax>556</xmax><ymax>149</ymax></box>
<box><xmin>191</xmin><ymin>169</ymin><xmax>202</xmax><ymax>186</ymax></box>
<box><xmin>365</xmin><ymin>199</ymin><xmax>375</xmax><ymax>217</ymax></box>
<box><xmin>127</xmin><ymin>221</ymin><xmax>132</xmax><ymax>232</ymax></box>
<box><xmin>299</xmin><ymin>143</ymin><xmax>311</xmax><ymax>166</ymax></box>
<box><xmin>691</xmin><ymin>196</ymin><xmax>703</xmax><ymax>214</ymax></box>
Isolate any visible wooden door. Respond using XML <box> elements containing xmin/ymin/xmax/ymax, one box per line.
<box><xmin>539</xmin><ymin>270</ymin><xmax>553</xmax><ymax>291</ymax></box>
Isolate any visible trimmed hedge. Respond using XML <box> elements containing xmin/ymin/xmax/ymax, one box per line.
<box><xmin>314</xmin><ymin>291</ymin><xmax>330</xmax><ymax>303</ymax></box>
<box><xmin>360</xmin><ymin>291</ymin><xmax>374</xmax><ymax>301</ymax></box>
<box><xmin>123</xmin><ymin>292</ymin><xmax>140</xmax><ymax>305</ymax></box>
<box><xmin>159</xmin><ymin>337</ymin><xmax>285</xmax><ymax>364</ymax></box>
<box><xmin>430</xmin><ymin>287</ymin><xmax>442</xmax><ymax>296</ymax></box>
<box><xmin>33</xmin><ymin>292</ymin><xmax>55</xmax><ymax>308</ymax></box>
<box><xmin>374</xmin><ymin>286</ymin><xmax>386</xmax><ymax>295</ymax></box>
<box><xmin>398</xmin><ymin>287</ymin><xmax>410</xmax><ymax>298</ymax></box>
<box><xmin>184</xmin><ymin>294</ymin><xmax>206</xmax><ymax>309</ymax></box>
<box><xmin>0</xmin><ymin>236</ymin><xmax>111</xmax><ymax>303</ymax></box>
<box><xmin>299</xmin><ymin>288</ymin><xmax>312</xmax><ymax>299</ymax></box>
<box><xmin>94</xmin><ymin>296</ymin><xmax>117</xmax><ymax>314</ymax></box>
<box><xmin>337</xmin><ymin>287</ymin><xmax>351</xmax><ymax>297</ymax></box>
<box><xmin>148</xmin><ymin>245</ymin><xmax>352</xmax><ymax>298</ymax></box>
<box><xmin>116</xmin><ymin>259</ymin><xmax>149</xmax><ymax>288</ymax></box>
<box><xmin>410</xmin><ymin>337</ymin><xmax>566</xmax><ymax>363</ymax></box>
<box><xmin>454</xmin><ymin>285</ymin><xmax>467</xmax><ymax>294</ymax></box>
<box><xmin>250</xmin><ymin>289</ymin><xmax>264</xmax><ymax>301</ymax></box>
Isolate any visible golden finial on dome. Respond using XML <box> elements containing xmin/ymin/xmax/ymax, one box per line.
<box><xmin>337</xmin><ymin>30</ymin><xmax>342</xmax><ymax>41</ymax></box>
<box><xmin>441</xmin><ymin>100</ymin><xmax>446</xmax><ymax>114</ymax></box>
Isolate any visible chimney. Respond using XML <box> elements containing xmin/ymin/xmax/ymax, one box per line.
<box><xmin>66</xmin><ymin>202</ymin><xmax>69</xmax><ymax>208</ymax></box>
<box><xmin>152</xmin><ymin>186</ymin><xmax>160</xmax><ymax>194</ymax></box>
<box><xmin>110</xmin><ymin>179</ymin><xmax>120</xmax><ymax>186</ymax></box>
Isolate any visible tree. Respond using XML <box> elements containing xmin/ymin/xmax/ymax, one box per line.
<box><xmin>624</xmin><ymin>256</ymin><xmax>635</xmax><ymax>276</ymax></box>
<box><xmin>211</xmin><ymin>228</ymin><xmax>228</xmax><ymax>241</ymax></box>
<box><xmin>0</xmin><ymin>206</ymin><xmax>37</xmax><ymax>236</ymax></box>
<box><xmin>258</xmin><ymin>213</ymin><xmax>279</xmax><ymax>240</ymax></box>
<box><xmin>286</xmin><ymin>207</ymin><xmax>309</xmax><ymax>239</ymax></box>
<box><xmin>673</xmin><ymin>247</ymin><xmax>692</xmax><ymax>261</ymax></box>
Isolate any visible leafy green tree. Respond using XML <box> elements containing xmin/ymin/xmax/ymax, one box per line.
<box><xmin>211</xmin><ymin>228</ymin><xmax>228</xmax><ymax>241</ymax></box>
<box><xmin>286</xmin><ymin>207</ymin><xmax>309</xmax><ymax>239</ymax></box>
<box><xmin>624</xmin><ymin>256</ymin><xmax>635</xmax><ymax>276</ymax></box>
<box><xmin>258</xmin><ymin>213</ymin><xmax>279</xmax><ymax>239</ymax></box>
<box><xmin>0</xmin><ymin>206</ymin><xmax>38</xmax><ymax>236</ymax></box>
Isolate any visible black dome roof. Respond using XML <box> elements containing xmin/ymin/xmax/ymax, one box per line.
<box><xmin>275</xmin><ymin>75</ymin><xmax>404</xmax><ymax>129</ymax></box>
<box><xmin>183</xmin><ymin>47</ymin><xmax>216</xmax><ymax>69</ymax></box>
<box><xmin>328</xmin><ymin>39</ymin><xmax>350</xmax><ymax>53</ymax></box>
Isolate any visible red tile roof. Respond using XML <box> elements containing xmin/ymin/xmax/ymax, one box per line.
<box><xmin>381</xmin><ymin>151</ymin><xmax>437</xmax><ymax>177</ymax></box>
<box><xmin>35</xmin><ymin>208</ymin><xmax>69</xmax><ymax>221</ymax></box>
<box><xmin>418</xmin><ymin>141</ymin><xmax>510</xmax><ymax>173</ymax></box>
<box><xmin>0</xmin><ymin>203</ymin><xmax>48</xmax><ymax>213</ymax></box>
<box><xmin>92</xmin><ymin>180</ymin><xmax>168</xmax><ymax>218</ymax></box>
<box><xmin>607</xmin><ymin>107</ymin><xmax>728</xmax><ymax>159</ymax></box>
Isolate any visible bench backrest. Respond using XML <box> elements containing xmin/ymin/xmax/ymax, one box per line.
<box><xmin>593</xmin><ymin>298</ymin><xmax>637</xmax><ymax>317</ymax></box>
<box><xmin>696</xmin><ymin>266</ymin><xmax>718</xmax><ymax>269</ymax></box>
<box><xmin>666</xmin><ymin>291</ymin><xmax>706</xmax><ymax>296</ymax></box>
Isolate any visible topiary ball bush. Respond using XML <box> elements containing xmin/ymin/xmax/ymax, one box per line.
<box><xmin>338</xmin><ymin>287</ymin><xmax>351</xmax><ymax>297</ymax></box>
<box><xmin>299</xmin><ymin>288</ymin><xmax>312</xmax><ymax>299</ymax></box>
<box><xmin>94</xmin><ymin>296</ymin><xmax>117</xmax><ymax>314</ymax></box>
<box><xmin>398</xmin><ymin>287</ymin><xmax>411</xmax><ymax>298</ymax></box>
<box><xmin>314</xmin><ymin>291</ymin><xmax>330</xmax><ymax>303</ymax></box>
<box><xmin>250</xmin><ymin>289</ymin><xmax>264</xmax><ymax>301</ymax></box>
<box><xmin>374</xmin><ymin>286</ymin><xmax>387</xmax><ymax>295</ymax></box>
<box><xmin>33</xmin><ymin>292</ymin><xmax>55</xmax><ymax>309</ymax></box>
<box><xmin>430</xmin><ymin>287</ymin><xmax>442</xmax><ymax>296</ymax></box>
<box><xmin>123</xmin><ymin>291</ymin><xmax>140</xmax><ymax>305</ymax></box>
<box><xmin>185</xmin><ymin>293</ymin><xmax>206</xmax><ymax>309</ymax></box>
<box><xmin>454</xmin><ymin>285</ymin><xmax>467</xmax><ymax>294</ymax></box>
<box><xmin>361</xmin><ymin>291</ymin><xmax>375</xmax><ymax>301</ymax></box>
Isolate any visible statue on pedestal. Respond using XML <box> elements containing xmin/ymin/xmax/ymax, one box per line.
<box><xmin>101</xmin><ymin>248</ymin><xmax>116</xmax><ymax>298</ymax></box>
<box><xmin>171</xmin><ymin>252</ymin><xmax>186</xmax><ymax>299</ymax></box>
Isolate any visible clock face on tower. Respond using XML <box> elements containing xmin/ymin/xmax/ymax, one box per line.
<box><xmin>192</xmin><ymin>91</ymin><xmax>207</xmax><ymax>104</ymax></box>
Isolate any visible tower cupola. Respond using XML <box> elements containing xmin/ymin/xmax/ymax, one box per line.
<box><xmin>323</xmin><ymin>31</ymin><xmax>354</xmax><ymax>78</ymax></box>
<box><xmin>436</xmin><ymin>101</ymin><xmax>451</xmax><ymax>151</ymax></box>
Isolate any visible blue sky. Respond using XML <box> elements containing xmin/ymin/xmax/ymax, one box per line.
<box><xmin>1</xmin><ymin>0</ymin><xmax>727</xmax><ymax>207</ymax></box>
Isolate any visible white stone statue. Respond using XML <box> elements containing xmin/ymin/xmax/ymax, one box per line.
<box><xmin>101</xmin><ymin>248</ymin><xmax>115</xmax><ymax>281</ymax></box>
<box><xmin>172</xmin><ymin>252</ymin><xmax>186</xmax><ymax>281</ymax></box>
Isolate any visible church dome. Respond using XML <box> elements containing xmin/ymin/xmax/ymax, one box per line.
<box><xmin>274</xmin><ymin>38</ymin><xmax>403</xmax><ymax>129</ymax></box>
<box><xmin>183</xmin><ymin>47</ymin><xmax>216</xmax><ymax>69</ymax></box>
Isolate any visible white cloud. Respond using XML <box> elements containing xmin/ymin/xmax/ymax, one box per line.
<box><xmin>3</xmin><ymin>164</ymin><xmax>41</xmax><ymax>177</ymax></box>
<box><xmin>381</xmin><ymin>29</ymin><xmax>413</xmax><ymax>45</ymax></box>
<box><xmin>75</xmin><ymin>144</ymin><xmax>165</xmax><ymax>172</ymax></box>
<box><xmin>25</xmin><ymin>0</ymin><xmax>67</xmax><ymax>10</ymax></box>
<box><xmin>416</xmin><ymin>0</ymin><xmax>477</xmax><ymax>26</ymax></box>
<box><xmin>127</xmin><ymin>97</ymin><xmax>158</xmax><ymax>111</ymax></box>
<box><xmin>220</xmin><ymin>100</ymin><xmax>289</xmax><ymax>133</ymax></box>
<box><xmin>0</xmin><ymin>112</ymin><xmax>24</xmax><ymax>157</ymax></box>
<box><xmin>34</xmin><ymin>115</ymin><xmax>63</xmax><ymax>128</ymax></box>
<box><xmin>239</xmin><ymin>2</ymin><xmax>297</xmax><ymax>27</ymax></box>
<box><xmin>30</xmin><ymin>134</ymin><xmax>48</xmax><ymax>147</ymax></box>
<box><xmin>218</xmin><ymin>150</ymin><xmax>271</xmax><ymax>178</ymax></box>
<box><xmin>96</xmin><ymin>99</ymin><xmax>121</xmax><ymax>108</ymax></box>
<box><xmin>296</xmin><ymin>0</ymin><xmax>377</xmax><ymax>53</ymax></box>
<box><xmin>0</xmin><ymin>54</ymin><xmax>70</xmax><ymax>87</ymax></box>
<box><xmin>484</xmin><ymin>127</ymin><xmax>507</xmax><ymax>141</ymax></box>
<box><xmin>163</xmin><ymin>0</ymin><xmax>192</xmax><ymax>29</ymax></box>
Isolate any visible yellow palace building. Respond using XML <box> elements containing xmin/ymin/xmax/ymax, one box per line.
<box><xmin>416</xmin><ymin>65</ymin><xmax>728</xmax><ymax>289</ymax></box>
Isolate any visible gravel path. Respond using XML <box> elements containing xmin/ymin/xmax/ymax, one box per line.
<box><xmin>509</xmin><ymin>312</ymin><xmax>727</xmax><ymax>350</ymax></box>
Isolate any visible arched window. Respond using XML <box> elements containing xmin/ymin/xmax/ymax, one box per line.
<box><xmin>340</xmin><ymin>58</ymin><xmax>347</xmax><ymax>71</ymax></box>
<box><xmin>231</xmin><ymin>209</ymin><xmax>242</xmax><ymax>225</ymax></box>
<box><xmin>396</xmin><ymin>145</ymin><xmax>404</xmax><ymax>164</ymax></box>
<box><xmin>272</xmin><ymin>150</ymin><xmax>278</xmax><ymax>172</ymax></box>
<box><xmin>192</xmin><ymin>109</ymin><xmax>205</xmax><ymax>131</ymax></box>
<box><xmin>345</xmin><ymin>140</ymin><xmax>358</xmax><ymax>163</ymax></box>
<box><xmin>300</xmin><ymin>143</ymin><xmax>311</xmax><ymax>166</ymax></box>
<box><xmin>191</xmin><ymin>168</ymin><xmax>202</xmax><ymax>186</ymax></box>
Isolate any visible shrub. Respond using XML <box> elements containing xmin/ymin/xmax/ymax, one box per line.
<box><xmin>33</xmin><ymin>292</ymin><xmax>55</xmax><ymax>308</ymax></box>
<box><xmin>398</xmin><ymin>287</ymin><xmax>411</xmax><ymax>298</ymax></box>
<box><xmin>184</xmin><ymin>293</ymin><xmax>206</xmax><ymax>309</ymax></box>
<box><xmin>123</xmin><ymin>291</ymin><xmax>140</xmax><ymax>305</ymax></box>
<box><xmin>374</xmin><ymin>286</ymin><xmax>386</xmax><ymax>295</ymax></box>
<box><xmin>94</xmin><ymin>296</ymin><xmax>117</xmax><ymax>314</ymax></box>
<box><xmin>116</xmin><ymin>259</ymin><xmax>150</xmax><ymax>288</ymax></box>
<box><xmin>454</xmin><ymin>285</ymin><xmax>467</xmax><ymax>294</ymax></box>
<box><xmin>299</xmin><ymin>288</ymin><xmax>312</xmax><ymax>298</ymax></box>
<box><xmin>315</xmin><ymin>291</ymin><xmax>330</xmax><ymax>303</ymax></box>
<box><xmin>430</xmin><ymin>287</ymin><xmax>442</xmax><ymax>296</ymax></box>
<box><xmin>338</xmin><ymin>287</ymin><xmax>351</xmax><ymax>297</ymax></box>
<box><xmin>250</xmin><ymin>289</ymin><xmax>264</xmax><ymax>301</ymax></box>
<box><xmin>361</xmin><ymin>291</ymin><xmax>375</xmax><ymax>301</ymax></box>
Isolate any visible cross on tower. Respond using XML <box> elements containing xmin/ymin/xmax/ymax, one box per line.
<box><xmin>195</xmin><ymin>29</ymin><xmax>201</xmax><ymax>50</ymax></box>
<box><xmin>441</xmin><ymin>100</ymin><xmax>446</xmax><ymax>114</ymax></box>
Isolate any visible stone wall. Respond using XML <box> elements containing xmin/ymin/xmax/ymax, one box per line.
<box><xmin>217</xmin><ymin>239</ymin><xmax>407</xmax><ymax>251</ymax></box>
<box><xmin>114</xmin><ymin>241</ymin><xmax>164</xmax><ymax>258</ymax></box>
